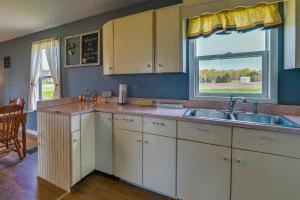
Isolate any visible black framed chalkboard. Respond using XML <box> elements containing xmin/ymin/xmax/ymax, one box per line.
<box><xmin>81</xmin><ymin>32</ymin><xmax>99</xmax><ymax>65</ymax></box>
<box><xmin>64</xmin><ymin>30</ymin><xmax>100</xmax><ymax>68</ymax></box>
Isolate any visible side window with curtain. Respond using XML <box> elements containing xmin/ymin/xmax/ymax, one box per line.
<box><xmin>39</xmin><ymin>49</ymin><xmax>55</xmax><ymax>101</ymax></box>
<box><xmin>29</xmin><ymin>38</ymin><xmax>60</xmax><ymax>111</ymax></box>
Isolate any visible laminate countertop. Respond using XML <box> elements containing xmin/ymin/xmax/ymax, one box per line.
<box><xmin>38</xmin><ymin>102</ymin><xmax>300</xmax><ymax>135</ymax></box>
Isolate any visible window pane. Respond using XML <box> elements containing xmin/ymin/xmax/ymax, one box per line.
<box><xmin>196</xmin><ymin>30</ymin><xmax>266</xmax><ymax>56</ymax></box>
<box><xmin>198</xmin><ymin>56</ymin><xmax>263</xmax><ymax>94</ymax></box>
<box><xmin>41</xmin><ymin>49</ymin><xmax>51</xmax><ymax>76</ymax></box>
<box><xmin>42</xmin><ymin>78</ymin><xmax>55</xmax><ymax>100</ymax></box>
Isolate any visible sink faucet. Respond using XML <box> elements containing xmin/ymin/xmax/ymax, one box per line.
<box><xmin>253</xmin><ymin>102</ymin><xmax>258</xmax><ymax>114</ymax></box>
<box><xmin>228</xmin><ymin>95</ymin><xmax>247</xmax><ymax>113</ymax></box>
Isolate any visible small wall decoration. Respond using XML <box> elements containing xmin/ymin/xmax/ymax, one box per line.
<box><xmin>65</xmin><ymin>30</ymin><xmax>101</xmax><ymax>68</ymax></box>
<box><xmin>4</xmin><ymin>57</ymin><xmax>11</xmax><ymax>68</ymax></box>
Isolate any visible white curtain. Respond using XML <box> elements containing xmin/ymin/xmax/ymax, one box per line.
<box><xmin>28</xmin><ymin>43</ymin><xmax>42</xmax><ymax>112</ymax></box>
<box><xmin>44</xmin><ymin>39</ymin><xmax>61</xmax><ymax>100</ymax></box>
<box><xmin>28</xmin><ymin>38</ymin><xmax>60</xmax><ymax>112</ymax></box>
<box><xmin>183</xmin><ymin>0</ymin><xmax>284</xmax><ymax>18</ymax></box>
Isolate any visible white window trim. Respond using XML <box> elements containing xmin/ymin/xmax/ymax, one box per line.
<box><xmin>189</xmin><ymin>29</ymin><xmax>278</xmax><ymax>104</ymax></box>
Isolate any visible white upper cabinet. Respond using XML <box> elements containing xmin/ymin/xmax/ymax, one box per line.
<box><xmin>284</xmin><ymin>0</ymin><xmax>300</xmax><ymax>69</ymax></box>
<box><xmin>102</xmin><ymin>4</ymin><xmax>185</xmax><ymax>75</ymax></box>
<box><xmin>103</xmin><ymin>21</ymin><xmax>114</xmax><ymax>75</ymax></box>
<box><xmin>114</xmin><ymin>10</ymin><xmax>154</xmax><ymax>74</ymax></box>
<box><xmin>155</xmin><ymin>5</ymin><xmax>183</xmax><ymax>73</ymax></box>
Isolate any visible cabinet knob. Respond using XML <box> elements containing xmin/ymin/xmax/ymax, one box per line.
<box><xmin>137</xmin><ymin>139</ymin><xmax>142</xmax><ymax>143</ymax></box>
<box><xmin>147</xmin><ymin>64</ymin><xmax>152</xmax><ymax>68</ymax></box>
<box><xmin>158</xmin><ymin>64</ymin><xmax>163</xmax><ymax>67</ymax></box>
<box><xmin>144</xmin><ymin>141</ymin><xmax>149</xmax><ymax>144</ymax></box>
<box><xmin>73</xmin><ymin>139</ymin><xmax>78</xmax><ymax>143</ymax></box>
<box><xmin>223</xmin><ymin>156</ymin><xmax>230</xmax><ymax>161</ymax></box>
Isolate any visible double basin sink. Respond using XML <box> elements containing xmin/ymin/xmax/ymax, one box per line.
<box><xmin>184</xmin><ymin>109</ymin><xmax>300</xmax><ymax>128</ymax></box>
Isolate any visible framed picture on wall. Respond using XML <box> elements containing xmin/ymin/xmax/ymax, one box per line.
<box><xmin>65</xmin><ymin>30</ymin><xmax>101</xmax><ymax>68</ymax></box>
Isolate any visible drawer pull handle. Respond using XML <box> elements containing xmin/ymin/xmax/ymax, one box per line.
<box><xmin>152</xmin><ymin>122</ymin><xmax>166</xmax><ymax>126</ymax></box>
<box><xmin>129</xmin><ymin>119</ymin><xmax>134</xmax><ymax>122</ymax></box>
<box><xmin>197</xmin><ymin>128</ymin><xmax>210</xmax><ymax>133</ymax></box>
<box><xmin>137</xmin><ymin>139</ymin><xmax>142</xmax><ymax>143</ymax></box>
<box><xmin>73</xmin><ymin>139</ymin><xmax>78</xmax><ymax>143</ymax></box>
<box><xmin>261</xmin><ymin>136</ymin><xmax>277</xmax><ymax>142</ymax></box>
<box><xmin>144</xmin><ymin>141</ymin><xmax>149</xmax><ymax>144</ymax></box>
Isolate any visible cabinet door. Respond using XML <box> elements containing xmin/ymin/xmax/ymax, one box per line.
<box><xmin>95</xmin><ymin>112</ymin><xmax>113</xmax><ymax>175</ymax></box>
<box><xmin>155</xmin><ymin>5</ymin><xmax>182</xmax><ymax>73</ymax></box>
<box><xmin>143</xmin><ymin>134</ymin><xmax>176</xmax><ymax>197</ymax></box>
<box><xmin>232</xmin><ymin>149</ymin><xmax>300</xmax><ymax>200</ymax></box>
<box><xmin>80</xmin><ymin>112</ymin><xmax>95</xmax><ymax>177</ymax></box>
<box><xmin>114</xmin><ymin>10</ymin><xmax>154</xmax><ymax>74</ymax></box>
<box><xmin>71</xmin><ymin>130</ymin><xmax>81</xmax><ymax>186</ymax></box>
<box><xmin>103</xmin><ymin>20</ymin><xmax>114</xmax><ymax>75</ymax></box>
<box><xmin>177</xmin><ymin>140</ymin><xmax>231</xmax><ymax>200</ymax></box>
<box><xmin>114</xmin><ymin>129</ymin><xmax>143</xmax><ymax>185</ymax></box>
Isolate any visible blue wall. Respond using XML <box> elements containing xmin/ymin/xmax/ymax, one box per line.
<box><xmin>0</xmin><ymin>0</ymin><xmax>300</xmax><ymax>131</ymax></box>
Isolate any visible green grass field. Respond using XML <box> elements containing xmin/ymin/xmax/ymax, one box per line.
<box><xmin>200</xmin><ymin>88</ymin><xmax>262</xmax><ymax>94</ymax></box>
<box><xmin>199</xmin><ymin>82</ymin><xmax>262</xmax><ymax>94</ymax></box>
<box><xmin>42</xmin><ymin>83</ymin><xmax>54</xmax><ymax>100</ymax></box>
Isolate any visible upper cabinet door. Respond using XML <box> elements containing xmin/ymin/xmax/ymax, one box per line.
<box><xmin>114</xmin><ymin>10</ymin><xmax>154</xmax><ymax>74</ymax></box>
<box><xmin>103</xmin><ymin>21</ymin><xmax>114</xmax><ymax>75</ymax></box>
<box><xmin>284</xmin><ymin>0</ymin><xmax>300</xmax><ymax>69</ymax></box>
<box><xmin>155</xmin><ymin>5</ymin><xmax>183</xmax><ymax>73</ymax></box>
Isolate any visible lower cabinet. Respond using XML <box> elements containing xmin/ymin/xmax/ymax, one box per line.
<box><xmin>71</xmin><ymin>130</ymin><xmax>81</xmax><ymax>186</ymax></box>
<box><xmin>143</xmin><ymin>133</ymin><xmax>176</xmax><ymax>197</ymax></box>
<box><xmin>177</xmin><ymin>139</ymin><xmax>231</xmax><ymax>200</ymax></box>
<box><xmin>231</xmin><ymin>149</ymin><xmax>300</xmax><ymax>200</ymax></box>
<box><xmin>95</xmin><ymin>112</ymin><xmax>113</xmax><ymax>175</ymax></box>
<box><xmin>114</xmin><ymin>129</ymin><xmax>143</xmax><ymax>185</ymax></box>
<box><xmin>80</xmin><ymin>112</ymin><xmax>95</xmax><ymax>177</ymax></box>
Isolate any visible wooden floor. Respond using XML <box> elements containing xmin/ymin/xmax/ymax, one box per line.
<box><xmin>0</xmin><ymin>134</ymin><xmax>173</xmax><ymax>200</ymax></box>
<box><xmin>63</xmin><ymin>173</ymin><xmax>173</xmax><ymax>200</ymax></box>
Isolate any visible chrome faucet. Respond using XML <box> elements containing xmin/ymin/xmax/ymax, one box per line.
<box><xmin>228</xmin><ymin>95</ymin><xmax>247</xmax><ymax>113</ymax></box>
<box><xmin>253</xmin><ymin>102</ymin><xmax>258</xmax><ymax>114</ymax></box>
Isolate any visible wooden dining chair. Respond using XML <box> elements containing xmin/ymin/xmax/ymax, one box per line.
<box><xmin>9</xmin><ymin>97</ymin><xmax>25</xmax><ymax>108</ymax></box>
<box><xmin>0</xmin><ymin>105</ymin><xmax>23</xmax><ymax>159</ymax></box>
<box><xmin>8</xmin><ymin>98</ymin><xmax>25</xmax><ymax>148</ymax></box>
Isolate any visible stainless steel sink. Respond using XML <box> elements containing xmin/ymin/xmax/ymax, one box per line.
<box><xmin>184</xmin><ymin>109</ymin><xmax>300</xmax><ymax>128</ymax></box>
<box><xmin>232</xmin><ymin>112</ymin><xmax>300</xmax><ymax>128</ymax></box>
<box><xmin>184</xmin><ymin>109</ymin><xmax>231</xmax><ymax>120</ymax></box>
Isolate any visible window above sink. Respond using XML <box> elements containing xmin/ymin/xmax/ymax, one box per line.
<box><xmin>189</xmin><ymin>29</ymin><xmax>279</xmax><ymax>104</ymax></box>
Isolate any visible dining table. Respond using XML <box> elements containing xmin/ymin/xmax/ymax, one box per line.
<box><xmin>0</xmin><ymin>106</ymin><xmax>27</xmax><ymax>158</ymax></box>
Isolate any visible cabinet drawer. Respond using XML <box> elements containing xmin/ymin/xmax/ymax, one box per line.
<box><xmin>143</xmin><ymin>117</ymin><xmax>176</xmax><ymax>138</ymax></box>
<box><xmin>233</xmin><ymin>128</ymin><xmax>300</xmax><ymax>158</ymax></box>
<box><xmin>114</xmin><ymin>114</ymin><xmax>142</xmax><ymax>132</ymax></box>
<box><xmin>178</xmin><ymin>121</ymin><xmax>232</xmax><ymax>146</ymax></box>
<box><xmin>71</xmin><ymin>115</ymin><xmax>80</xmax><ymax>132</ymax></box>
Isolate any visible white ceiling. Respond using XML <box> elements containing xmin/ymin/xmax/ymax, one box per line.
<box><xmin>0</xmin><ymin>0</ymin><xmax>147</xmax><ymax>43</ymax></box>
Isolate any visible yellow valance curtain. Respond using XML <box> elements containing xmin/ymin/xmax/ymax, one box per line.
<box><xmin>187</xmin><ymin>2</ymin><xmax>282</xmax><ymax>39</ymax></box>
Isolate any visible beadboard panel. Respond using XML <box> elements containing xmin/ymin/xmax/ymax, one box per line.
<box><xmin>37</xmin><ymin>112</ymin><xmax>71</xmax><ymax>192</ymax></box>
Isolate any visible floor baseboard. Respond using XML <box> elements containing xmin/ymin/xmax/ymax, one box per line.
<box><xmin>26</xmin><ymin>129</ymin><xmax>37</xmax><ymax>135</ymax></box>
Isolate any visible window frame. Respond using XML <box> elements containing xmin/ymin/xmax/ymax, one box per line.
<box><xmin>189</xmin><ymin>29</ymin><xmax>278</xmax><ymax>103</ymax></box>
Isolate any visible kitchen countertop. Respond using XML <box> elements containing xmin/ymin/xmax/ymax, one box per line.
<box><xmin>38</xmin><ymin>101</ymin><xmax>300</xmax><ymax>135</ymax></box>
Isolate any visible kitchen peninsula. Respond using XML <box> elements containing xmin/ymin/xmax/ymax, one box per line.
<box><xmin>37</xmin><ymin>97</ymin><xmax>300</xmax><ymax>199</ymax></box>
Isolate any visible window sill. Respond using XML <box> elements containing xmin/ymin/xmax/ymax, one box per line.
<box><xmin>190</xmin><ymin>95</ymin><xmax>278</xmax><ymax>104</ymax></box>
